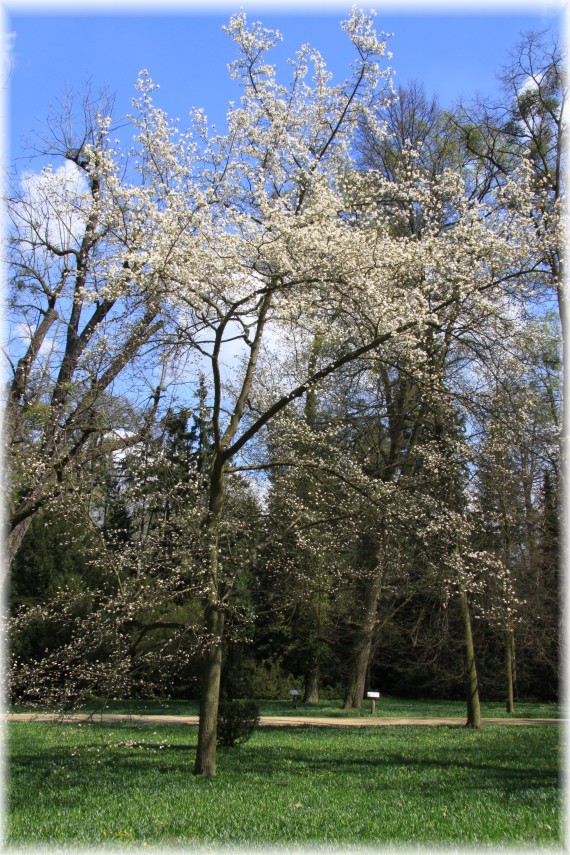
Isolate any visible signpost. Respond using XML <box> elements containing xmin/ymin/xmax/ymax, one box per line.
<box><xmin>289</xmin><ymin>689</ymin><xmax>301</xmax><ymax>709</ymax></box>
<box><xmin>367</xmin><ymin>691</ymin><xmax>380</xmax><ymax>714</ymax></box>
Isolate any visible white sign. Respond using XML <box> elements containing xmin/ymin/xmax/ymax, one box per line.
<box><xmin>367</xmin><ymin>691</ymin><xmax>380</xmax><ymax>699</ymax></box>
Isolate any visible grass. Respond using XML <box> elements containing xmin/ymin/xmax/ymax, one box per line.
<box><xmin>259</xmin><ymin>697</ymin><xmax>562</xmax><ymax>719</ymax></box>
<box><xmin>15</xmin><ymin>695</ymin><xmax>560</xmax><ymax>719</ymax></box>
<box><xmin>7</xmin><ymin>719</ymin><xmax>562</xmax><ymax>848</ymax></box>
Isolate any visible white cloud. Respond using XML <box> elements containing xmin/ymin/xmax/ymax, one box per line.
<box><xmin>12</xmin><ymin>321</ymin><xmax>54</xmax><ymax>356</ymax></box>
<box><xmin>518</xmin><ymin>72</ymin><xmax>543</xmax><ymax>98</ymax></box>
<box><xmin>2</xmin><ymin>28</ymin><xmax>15</xmax><ymax>82</ymax></box>
<box><xmin>17</xmin><ymin>160</ymin><xmax>89</xmax><ymax>254</ymax></box>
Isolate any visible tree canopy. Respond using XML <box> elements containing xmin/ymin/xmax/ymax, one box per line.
<box><xmin>5</xmin><ymin>11</ymin><xmax>563</xmax><ymax>777</ymax></box>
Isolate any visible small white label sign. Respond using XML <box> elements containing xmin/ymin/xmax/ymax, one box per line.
<box><xmin>367</xmin><ymin>691</ymin><xmax>380</xmax><ymax>699</ymax></box>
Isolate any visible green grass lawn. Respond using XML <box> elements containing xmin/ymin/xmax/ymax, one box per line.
<box><xmin>258</xmin><ymin>697</ymin><xmax>562</xmax><ymax>719</ymax></box>
<box><xmin>7</xmin><ymin>720</ymin><xmax>562</xmax><ymax>848</ymax></box>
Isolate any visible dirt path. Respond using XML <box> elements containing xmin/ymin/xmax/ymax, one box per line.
<box><xmin>3</xmin><ymin>713</ymin><xmax>562</xmax><ymax>727</ymax></box>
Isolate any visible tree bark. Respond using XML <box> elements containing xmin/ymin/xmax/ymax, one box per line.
<box><xmin>505</xmin><ymin>627</ymin><xmax>515</xmax><ymax>714</ymax></box>
<box><xmin>193</xmin><ymin>460</ymin><xmax>225</xmax><ymax>777</ymax></box>
<box><xmin>303</xmin><ymin>661</ymin><xmax>320</xmax><ymax>705</ymax></box>
<box><xmin>7</xmin><ymin>517</ymin><xmax>34</xmax><ymax>568</ymax></box>
<box><xmin>193</xmin><ymin>604</ymin><xmax>225</xmax><ymax>777</ymax></box>
<box><xmin>343</xmin><ymin>572</ymin><xmax>383</xmax><ymax>710</ymax></box>
<box><xmin>459</xmin><ymin>588</ymin><xmax>482</xmax><ymax>729</ymax></box>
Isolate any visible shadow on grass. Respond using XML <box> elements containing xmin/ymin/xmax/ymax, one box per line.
<box><xmin>10</xmin><ymin>749</ymin><xmax>556</xmax><ymax>816</ymax></box>
<box><xmin>9</xmin><ymin>724</ymin><xmax>559</xmax><ymax>800</ymax></box>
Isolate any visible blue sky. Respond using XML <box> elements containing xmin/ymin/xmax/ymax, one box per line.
<box><xmin>5</xmin><ymin>3</ymin><xmax>566</xmax><ymax>169</ymax></box>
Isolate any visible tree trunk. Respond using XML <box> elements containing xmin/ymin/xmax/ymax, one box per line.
<box><xmin>193</xmin><ymin>604</ymin><xmax>225</xmax><ymax>777</ymax></box>
<box><xmin>303</xmin><ymin>662</ymin><xmax>319</xmax><ymax>705</ymax></box>
<box><xmin>193</xmin><ymin>461</ymin><xmax>225</xmax><ymax>777</ymax></box>
<box><xmin>7</xmin><ymin>517</ymin><xmax>34</xmax><ymax>567</ymax></box>
<box><xmin>343</xmin><ymin>637</ymin><xmax>371</xmax><ymax>710</ymax></box>
<box><xmin>302</xmin><ymin>588</ymin><xmax>322</xmax><ymax>705</ymax></box>
<box><xmin>459</xmin><ymin>588</ymin><xmax>482</xmax><ymax>729</ymax></box>
<box><xmin>505</xmin><ymin>627</ymin><xmax>515</xmax><ymax>714</ymax></box>
<box><xmin>343</xmin><ymin>572</ymin><xmax>383</xmax><ymax>710</ymax></box>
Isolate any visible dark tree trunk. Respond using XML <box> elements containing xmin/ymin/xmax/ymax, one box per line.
<box><xmin>7</xmin><ymin>517</ymin><xmax>33</xmax><ymax>568</ymax></box>
<box><xmin>303</xmin><ymin>662</ymin><xmax>320</xmax><ymax>705</ymax></box>
<box><xmin>194</xmin><ymin>460</ymin><xmax>225</xmax><ymax>777</ymax></box>
<box><xmin>193</xmin><ymin>604</ymin><xmax>225</xmax><ymax>777</ymax></box>
<box><xmin>343</xmin><ymin>572</ymin><xmax>383</xmax><ymax>710</ymax></box>
<box><xmin>505</xmin><ymin>627</ymin><xmax>515</xmax><ymax>714</ymax></box>
<box><xmin>459</xmin><ymin>588</ymin><xmax>482</xmax><ymax>729</ymax></box>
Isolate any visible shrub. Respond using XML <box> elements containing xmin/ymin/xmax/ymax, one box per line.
<box><xmin>249</xmin><ymin>659</ymin><xmax>296</xmax><ymax>699</ymax></box>
<box><xmin>217</xmin><ymin>699</ymin><xmax>260</xmax><ymax>747</ymax></box>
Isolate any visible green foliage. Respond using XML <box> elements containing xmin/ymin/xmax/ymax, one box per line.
<box><xmin>10</xmin><ymin>505</ymin><xmax>101</xmax><ymax>606</ymax></box>
<box><xmin>216</xmin><ymin>699</ymin><xmax>260</xmax><ymax>747</ymax></box>
<box><xmin>7</xmin><ymin>720</ymin><xmax>561</xmax><ymax>846</ymax></box>
<box><xmin>247</xmin><ymin>659</ymin><xmax>301</xmax><ymax>700</ymax></box>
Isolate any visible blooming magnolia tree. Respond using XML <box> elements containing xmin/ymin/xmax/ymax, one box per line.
<box><xmin>6</xmin><ymin>10</ymin><xmax>552</xmax><ymax>776</ymax></box>
<box><xmin>145</xmin><ymin>11</ymin><xmax>541</xmax><ymax>772</ymax></box>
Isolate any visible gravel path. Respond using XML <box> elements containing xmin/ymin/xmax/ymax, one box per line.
<box><xmin>3</xmin><ymin>713</ymin><xmax>562</xmax><ymax>727</ymax></box>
